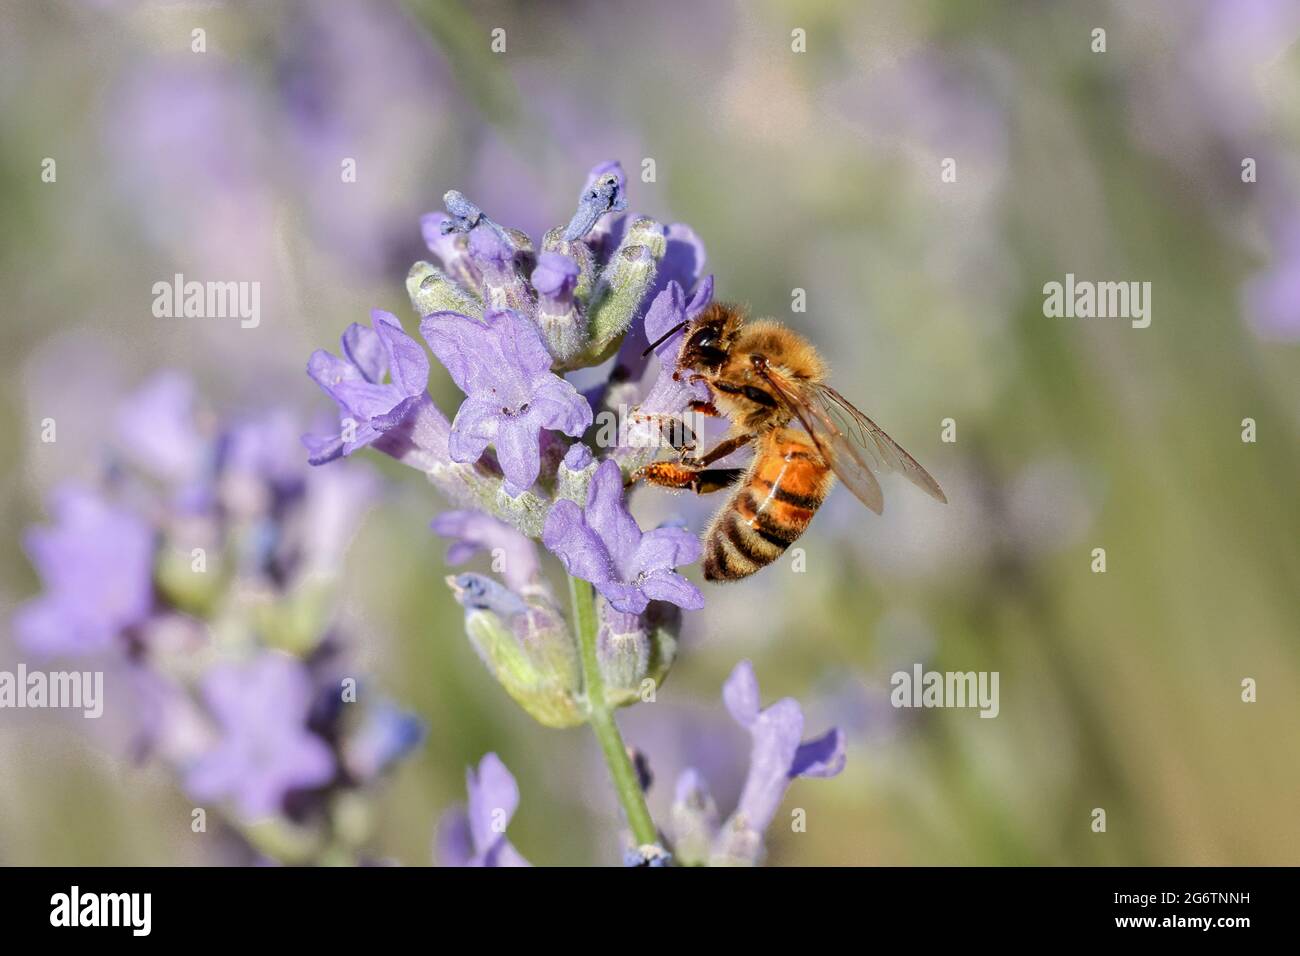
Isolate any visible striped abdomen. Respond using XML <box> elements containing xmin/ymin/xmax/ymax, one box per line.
<box><xmin>703</xmin><ymin>429</ymin><xmax>833</xmax><ymax>581</ymax></box>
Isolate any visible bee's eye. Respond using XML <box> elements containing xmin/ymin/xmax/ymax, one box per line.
<box><xmin>695</xmin><ymin>329</ymin><xmax>717</xmax><ymax>348</ymax></box>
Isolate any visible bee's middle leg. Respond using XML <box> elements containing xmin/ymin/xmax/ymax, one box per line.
<box><xmin>631</xmin><ymin>462</ymin><xmax>744</xmax><ymax>495</ymax></box>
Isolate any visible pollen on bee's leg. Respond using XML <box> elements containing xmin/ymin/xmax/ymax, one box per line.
<box><xmin>636</xmin><ymin>461</ymin><xmax>700</xmax><ymax>491</ymax></box>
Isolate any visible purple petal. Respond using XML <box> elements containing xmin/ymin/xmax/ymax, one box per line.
<box><xmin>329</xmin><ymin>379</ymin><xmax>404</xmax><ymax>422</ymax></box>
<box><xmin>531</xmin><ymin>251</ymin><xmax>579</xmax><ymax>296</ymax></box>
<box><xmin>658</xmin><ymin>224</ymin><xmax>707</xmax><ymax>296</ymax></box>
<box><xmin>446</xmin><ymin>395</ymin><xmax>499</xmax><ymax>464</ymax></box>
<box><xmin>341</xmin><ymin>322</ymin><xmax>387</xmax><ymax>384</ymax></box>
<box><xmin>733</xmin><ymin>698</ymin><xmax>804</xmax><ymax>833</ymax></box>
<box><xmin>435</xmin><ymin>807</ymin><xmax>475</xmax><ymax>867</ymax></box>
<box><xmin>542</xmin><ymin>499</ymin><xmax>617</xmax><ymax>588</ymax></box>
<box><xmin>602</xmin><ymin>583</ymin><xmax>650</xmax><ymax>615</ymax></box>
<box><xmin>633</xmin><ymin>525</ymin><xmax>702</xmax><ymax>575</ymax></box>
<box><xmin>526</xmin><ymin>375</ymin><xmax>592</xmax><ymax>437</ymax></box>
<box><xmin>583</xmin><ymin>460</ymin><xmax>643</xmax><ymax>573</ymax></box>
<box><xmin>420</xmin><ymin>310</ymin><xmax>491</xmax><ymax>395</ymax></box>
<box><xmin>114</xmin><ymin>372</ymin><xmax>205</xmax><ymax>482</ymax></box>
<box><xmin>371</xmin><ymin>310</ymin><xmax>429</xmax><ymax>396</ymax></box>
<box><xmin>307</xmin><ymin>348</ymin><xmax>363</xmax><ymax>408</ymax></box>
<box><xmin>643</xmin><ymin>282</ymin><xmax>688</xmax><ymax>355</ymax></box>
<box><xmin>493</xmin><ymin>416</ymin><xmax>544</xmax><ymax>492</ymax></box>
<box><xmin>479</xmin><ymin>840</ymin><xmax>532</xmax><ymax>868</ymax></box>
<box><xmin>562</xmin><ymin>442</ymin><xmax>593</xmax><ymax>471</ymax></box>
<box><xmin>686</xmin><ymin>274</ymin><xmax>714</xmax><ymax>318</ymax></box>
<box><xmin>466</xmin><ymin>753</ymin><xmax>519</xmax><ymax>853</ymax></box>
<box><xmin>467</xmin><ymin>223</ymin><xmax>513</xmax><ymax>267</ymax></box>
<box><xmin>722</xmin><ymin>659</ymin><xmax>762</xmax><ymax>728</ymax></box>
<box><xmin>790</xmin><ymin>727</ymin><xmax>847</xmax><ymax>779</ymax></box>
<box><xmin>637</xmin><ymin>569</ymin><xmax>704</xmax><ymax>611</ymax></box>
<box><xmin>369</xmin><ymin>393</ymin><xmax>423</xmax><ymax>432</ymax></box>
<box><xmin>488</xmin><ymin>308</ymin><xmax>556</xmax><ymax>382</ymax></box>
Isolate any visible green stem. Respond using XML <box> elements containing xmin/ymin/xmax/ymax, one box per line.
<box><xmin>568</xmin><ymin>575</ymin><xmax>659</xmax><ymax>849</ymax></box>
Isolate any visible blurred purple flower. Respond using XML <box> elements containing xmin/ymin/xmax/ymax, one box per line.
<box><xmin>185</xmin><ymin>653</ymin><xmax>336</xmax><ymax>820</ymax></box>
<box><xmin>277</xmin><ymin>0</ymin><xmax>457</xmax><ymax>277</ymax></box>
<box><xmin>436</xmin><ymin>753</ymin><xmax>531</xmax><ymax>867</ymax></box>
<box><xmin>104</xmin><ymin>60</ymin><xmax>275</xmax><ymax>277</ymax></box>
<box><xmin>115</xmin><ymin>372</ymin><xmax>209</xmax><ymax>485</ymax></box>
<box><xmin>431</xmin><ymin>510</ymin><xmax>542</xmax><ymax>594</ymax></box>
<box><xmin>543</xmin><ymin>459</ymin><xmax>703</xmax><ymax>614</ymax></box>
<box><xmin>1243</xmin><ymin>215</ymin><xmax>1300</xmax><ymax>340</ymax></box>
<box><xmin>670</xmin><ymin>660</ymin><xmax>845</xmax><ymax>865</ymax></box>
<box><xmin>342</xmin><ymin>701</ymin><xmax>425</xmax><ymax>782</ymax></box>
<box><xmin>420</xmin><ymin>308</ymin><xmax>592</xmax><ymax>494</ymax></box>
<box><xmin>304</xmin><ymin>309</ymin><xmax>435</xmax><ymax>465</ymax></box>
<box><xmin>13</xmin><ymin>487</ymin><xmax>155</xmax><ymax>658</ymax></box>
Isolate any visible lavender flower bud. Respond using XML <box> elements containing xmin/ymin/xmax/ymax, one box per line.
<box><xmin>563</xmin><ymin>163</ymin><xmax>628</xmax><ymax>242</ymax></box>
<box><xmin>541</xmin><ymin>227</ymin><xmax>598</xmax><ymax>304</ymax></box>
<box><xmin>447</xmin><ymin>573</ymin><xmax>583</xmax><ymax>728</ymax></box>
<box><xmin>420</xmin><ymin>214</ymin><xmax>482</xmax><ymax>294</ymax></box>
<box><xmin>531</xmin><ymin>252</ymin><xmax>586</xmax><ymax>363</ymax></box>
<box><xmin>554</xmin><ymin>442</ymin><xmax>597</xmax><ymax>505</ymax></box>
<box><xmin>504</xmin><ymin>227</ymin><xmax>537</xmax><ymax>278</ymax></box>
<box><xmin>579</xmin><ymin>217</ymin><xmax>665</xmax><ymax>366</ymax></box>
<box><xmin>595</xmin><ymin>596</ymin><xmax>680</xmax><ymax>709</ymax></box>
<box><xmin>406</xmin><ymin>261</ymin><xmax>483</xmax><ymax>320</ymax></box>
<box><xmin>709</xmin><ymin>816</ymin><xmax>765</xmax><ymax>867</ymax></box>
<box><xmin>440</xmin><ymin>189</ymin><xmax>485</xmax><ymax>233</ymax></box>
<box><xmin>468</xmin><ymin>225</ymin><xmax>535</xmax><ymax>316</ymax></box>
<box><xmin>670</xmin><ymin>769</ymin><xmax>720</xmax><ymax>867</ymax></box>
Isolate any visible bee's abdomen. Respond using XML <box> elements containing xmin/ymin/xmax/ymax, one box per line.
<box><xmin>703</xmin><ymin>443</ymin><xmax>828</xmax><ymax>582</ymax></box>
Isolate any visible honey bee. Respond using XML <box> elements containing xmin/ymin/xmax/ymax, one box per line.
<box><xmin>631</xmin><ymin>302</ymin><xmax>947</xmax><ymax>581</ymax></box>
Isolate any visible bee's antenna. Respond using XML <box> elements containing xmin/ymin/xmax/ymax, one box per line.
<box><xmin>642</xmin><ymin>321</ymin><xmax>689</xmax><ymax>357</ymax></box>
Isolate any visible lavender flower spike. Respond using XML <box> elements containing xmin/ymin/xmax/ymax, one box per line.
<box><xmin>711</xmin><ymin>660</ymin><xmax>846</xmax><ymax>865</ymax></box>
<box><xmin>437</xmin><ymin>753</ymin><xmax>531</xmax><ymax>867</ymax></box>
<box><xmin>420</xmin><ymin>308</ymin><xmax>592</xmax><ymax>496</ymax></box>
<box><xmin>304</xmin><ymin>309</ymin><xmax>433</xmax><ymax>465</ymax></box>
<box><xmin>543</xmin><ymin>459</ymin><xmax>704</xmax><ymax>615</ymax></box>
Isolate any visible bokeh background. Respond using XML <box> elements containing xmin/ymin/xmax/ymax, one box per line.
<box><xmin>1</xmin><ymin>0</ymin><xmax>1298</xmax><ymax>865</ymax></box>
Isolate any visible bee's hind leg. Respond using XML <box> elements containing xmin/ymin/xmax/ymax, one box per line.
<box><xmin>630</xmin><ymin>462</ymin><xmax>743</xmax><ymax>495</ymax></box>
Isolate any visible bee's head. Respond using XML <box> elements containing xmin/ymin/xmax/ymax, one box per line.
<box><xmin>675</xmin><ymin>303</ymin><xmax>745</xmax><ymax>373</ymax></box>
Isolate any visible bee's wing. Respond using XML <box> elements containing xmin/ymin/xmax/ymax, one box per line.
<box><xmin>813</xmin><ymin>384</ymin><xmax>948</xmax><ymax>505</ymax></box>
<box><xmin>757</xmin><ymin>369</ymin><xmax>947</xmax><ymax>514</ymax></box>
<box><xmin>755</xmin><ymin>367</ymin><xmax>885</xmax><ymax>513</ymax></box>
